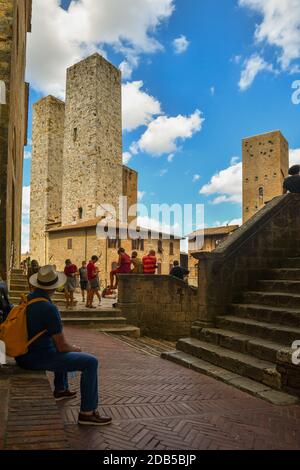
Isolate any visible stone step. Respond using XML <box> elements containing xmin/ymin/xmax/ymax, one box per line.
<box><xmin>161</xmin><ymin>350</ymin><xmax>298</xmax><ymax>405</ymax></box>
<box><xmin>175</xmin><ymin>337</ymin><xmax>282</xmax><ymax>389</ymax></box>
<box><xmin>11</xmin><ymin>269</ymin><xmax>25</xmax><ymax>275</ymax></box>
<box><xmin>216</xmin><ymin>315</ymin><xmax>300</xmax><ymax>346</ymax></box>
<box><xmin>191</xmin><ymin>326</ymin><xmax>288</xmax><ymax>363</ymax></box>
<box><xmin>258</xmin><ymin>279</ymin><xmax>300</xmax><ymax>294</ymax></box>
<box><xmin>229</xmin><ymin>303</ymin><xmax>300</xmax><ymax>328</ymax></box>
<box><xmin>10</xmin><ymin>283</ymin><xmax>29</xmax><ymax>291</ymax></box>
<box><xmin>244</xmin><ymin>291</ymin><xmax>300</xmax><ymax>309</ymax></box>
<box><xmin>61</xmin><ymin>316</ymin><xmax>127</xmax><ymax>327</ymax></box>
<box><xmin>9</xmin><ymin>295</ymin><xmax>77</xmax><ymax>307</ymax></box>
<box><xmin>281</xmin><ymin>258</ymin><xmax>300</xmax><ymax>268</ymax></box>
<box><xmin>97</xmin><ymin>326</ymin><xmax>140</xmax><ymax>338</ymax></box>
<box><xmin>262</xmin><ymin>268</ymin><xmax>300</xmax><ymax>281</ymax></box>
<box><xmin>61</xmin><ymin>309</ymin><xmax>120</xmax><ymax>319</ymax></box>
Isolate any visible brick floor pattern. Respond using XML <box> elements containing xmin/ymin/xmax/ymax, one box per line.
<box><xmin>55</xmin><ymin>327</ymin><xmax>300</xmax><ymax>450</ymax></box>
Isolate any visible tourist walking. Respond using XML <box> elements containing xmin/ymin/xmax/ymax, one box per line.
<box><xmin>170</xmin><ymin>260</ymin><xmax>190</xmax><ymax>281</ymax></box>
<box><xmin>110</xmin><ymin>248</ymin><xmax>131</xmax><ymax>289</ymax></box>
<box><xmin>79</xmin><ymin>261</ymin><xmax>88</xmax><ymax>303</ymax></box>
<box><xmin>64</xmin><ymin>259</ymin><xmax>78</xmax><ymax>309</ymax></box>
<box><xmin>131</xmin><ymin>251</ymin><xmax>143</xmax><ymax>273</ymax></box>
<box><xmin>15</xmin><ymin>265</ymin><xmax>112</xmax><ymax>426</ymax></box>
<box><xmin>142</xmin><ymin>250</ymin><xmax>157</xmax><ymax>275</ymax></box>
<box><xmin>86</xmin><ymin>256</ymin><xmax>100</xmax><ymax>308</ymax></box>
<box><xmin>283</xmin><ymin>165</ymin><xmax>300</xmax><ymax>193</ymax></box>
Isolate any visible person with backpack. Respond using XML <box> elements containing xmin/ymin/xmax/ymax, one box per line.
<box><xmin>0</xmin><ymin>265</ymin><xmax>112</xmax><ymax>426</ymax></box>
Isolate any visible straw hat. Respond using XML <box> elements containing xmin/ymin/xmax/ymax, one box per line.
<box><xmin>29</xmin><ymin>265</ymin><xmax>66</xmax><ymax>290</ymax></box>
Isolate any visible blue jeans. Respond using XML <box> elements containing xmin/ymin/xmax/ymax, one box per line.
<box><xmin>17</xmin><ymin>351</ymin><xmax>99</xmax><ymax>412</ymax></box>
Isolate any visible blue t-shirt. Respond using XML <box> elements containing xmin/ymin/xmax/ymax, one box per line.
<box><xmin>16</xmin><ymin>289</ymin><xmax>63</xmax><ymax>358</ymax></box>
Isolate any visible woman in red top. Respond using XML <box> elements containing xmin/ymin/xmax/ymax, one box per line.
<box><xmin>64</xmin><ymin>259</ymin><xmax>78</xmax><ymax>308</ymax></box>
<box><xmin>110</xmin><ymin>248</ymin><xmax>131</xmax><ymax>289</ymax></box>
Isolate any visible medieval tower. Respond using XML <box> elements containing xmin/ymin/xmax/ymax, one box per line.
<box><xmin>61</xmin><ymin>54</ymin><xmax>123</xmax><ymax>225</ymax></box>
<box><xmin>242</xmin><ymin>130</ymin><xmax>289</xmax><ymax>223</ymax></box>
<box><xmin>30</xmin><ymin>96</ymin><xmax>65</xmax><ymax>264</ymax></box>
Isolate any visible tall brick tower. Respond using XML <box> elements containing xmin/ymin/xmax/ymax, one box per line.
<box><xmin>30</xmin><ymin>96</ymin><xmax>65</xmax><ymax>264</ymax></box>
<box><xmin>243</xmin><ymin>130</ymin><xmax>289</xmax><ymax>223</ymax></box>
<box><xmin>61</xmin><ymin>53</ymin><xmax>123</xmax><ymax>225</ymax></box>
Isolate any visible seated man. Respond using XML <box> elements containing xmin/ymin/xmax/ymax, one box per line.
<box><xmin>170</xmin><ymin>261</ymin><xmax>190</xmax><ymax>281</ymax></box>
<box><xmin>142</xmin><ymin>250</ymin><xmax>157</xmax><ymax>275</ymax></box>
<box><xmin>15</xmin><ymin>265</ymin><xmax>111</xmax><ymax>427</ymax></box>
<box><xmin>110</xmin><ymin>248</ymin><xmax>131</xmax><ymax>289</ymax></box>
<box><xmin>283</xmin><ymin>165</ymin><xmax>300</xmax><ymax>193</ymax></box>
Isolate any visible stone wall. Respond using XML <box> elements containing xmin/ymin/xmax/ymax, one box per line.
<box><xmin>61</xmin><ymin>53</ymin><xmax>123</xmax><ymax>225</ymax></box>
<box><xmin>243</xmin><ymin>131</ymin><xmax>289</xmax><ymax>223</ymax></box>
<box><xmin>30</xmin><ymin>96</ymin><xmax>65</xmax><ymax>265</ymax></box>
<box><xmin>0</xmin><ymin>0</ymin><xmax>31</xmax><ymax>279</ymax></box>
<box><xmin>194</xmin><ymin>194</ymin><xmax>300</xmax><ymax>326</ymax></box>
<box><xmin>118</xmin><ymin>274</ymin><xmax>198</xmax><ymax>340</ymax></box>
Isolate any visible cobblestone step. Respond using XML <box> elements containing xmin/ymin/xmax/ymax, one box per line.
<box><xmin>229</xmin><ymin>303</ymin><xmax>300</xmax><ymax>328</ymax></box>
<box><xmin>191</xmin><ymin>326</ymin><xmax>288</xmax><ymax>363</ymax></box>
<box><xmin>243</xmin><ymin>291</ymin><xmax>300</xmax><ymax>309</ymax></box>
<box><xmin>161</xmin><ymin>350</ymin><xmax>298</xmax><ymax>405</ymax></box>
<box><xmin>281</xmin><ymin>258</ymin><xmax>300</xmax><ymax>268</ymax></box>
<box><xmin>216</xmin><ymin>315</ymin><xmax>300</xmax><ymax>346</ymax></box>
<box><xmin>262</xmin><ymin>268</ymin><xmax>300</xmax><ymax>280</ymax></box>
<box><xmin>175</xmin><ymin>337</ymin><xmax>282</xmax><ymax>389</ymax></box>
<box><xmin>61</xmin><ymin>316</ymin><xmax>127</xmax><ymax>327</ymax></box>
<box><xmin>258</xmin><ymin>279</ymin><xmax>300</xmax><ymax>294</ymax></box>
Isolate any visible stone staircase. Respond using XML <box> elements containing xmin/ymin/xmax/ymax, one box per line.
<box><xmin>162</xmin><ymin>256</ymin><xmax>300</xmax><ymax>405</ymax></box>
<box><xmin>8</xmin><ymin>269</ymin><xmax>139</xmax><ymax>338</ymax></box>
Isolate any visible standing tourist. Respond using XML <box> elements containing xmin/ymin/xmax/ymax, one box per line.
<box><xmin>110</xmin><ymin>248</ymin><xmax>131</xmax><ymax>289</ymax></box>
<box><xmin>86</xmin><ymin>256</ymin><xmax>100</xmax><ymax>308</ymax></box>
<box><xmin>64</xmin><ymin>259</ymin><xmax>78</xmax><ymax>309</ymax></box>
<box><xmin>28</xmin><ymin>260</ymin><xmax>39</xmax><ymax>292</ymax></box>
<box><xmin>142</xmin><ymin>250</ymin><xmax>157</xmax><ymax>275</ymax></box>
<box><xmin>79</xmin><ymin>261</ymin><xmax>88</xmax><ymax>303</ymax></box>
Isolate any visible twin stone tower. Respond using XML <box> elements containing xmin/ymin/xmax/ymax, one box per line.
<box><xmin>30</xmin><ymin>53</ymin><xmax>137</xmax><ymax>264</ymax></box>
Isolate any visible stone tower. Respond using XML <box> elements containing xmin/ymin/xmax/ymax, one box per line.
<box><xmin>243</xmin><ymin>130</ymin><xmax>289</xmax><ymax>223</ymax></box>
<box><xmin>30</xmin><ymin>96</ymin><xmax>65</xmax><ymax>264</ymax></box>
<box><xmin>61</xmin><ymin>53</ymin><xmax>123</xmax><ymax>225</ymax></box>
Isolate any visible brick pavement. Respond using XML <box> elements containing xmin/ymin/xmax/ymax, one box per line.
<box><xmin>53</xmin><ymin>327</ymin><xmax>300</xmax><ymax>450</ymax></box>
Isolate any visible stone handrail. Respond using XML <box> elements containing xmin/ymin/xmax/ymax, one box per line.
<box><xmin>193</xmin><ymin>194</ymin><xmax>300</xmax><ymax>326</ymax></box>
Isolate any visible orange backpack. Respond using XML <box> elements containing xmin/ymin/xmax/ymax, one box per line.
<box><xmin>0</xmin><ymin>297</ymin><xmax>48</xmax><ymax>358</ymax></box>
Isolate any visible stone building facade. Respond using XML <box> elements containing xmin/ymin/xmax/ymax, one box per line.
<box><xmin>243</xmin><ymin>130</ymin><xmax>289</xmax><ymax>223</ymax></box>
<box><xmin>0</xmin><ymin>0</ymin><xmax>32</xmax><ymax>280</ymax></box>
<box><xmin>188</xmin><ymin>225</ymin><xmax>239</xmax><ymax>286</ymax></box>
<box><xmin>30</xmin><ymin>53</ymin><xmax>180</xmax><ymax>277</ymax></box>
<box><xmin>61</xmin><ymin>54</ymin><xmax>123</xmax><ymax>225</ymax></box>
<box><xmin>30</xmin><ymin>96</ymin><xmax>65</xmax><ymax>265</ymax></box>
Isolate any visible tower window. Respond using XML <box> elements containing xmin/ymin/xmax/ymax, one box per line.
<box><xmin>169</xmin><ymin>242</ymin><xmax>174</xmax><ymax>256</ymax></box>
<box><xmin>78</xmin><ymin>207</ymin><xmax>83</xmax><ymax>219</ymax></box>
<box><xmin>73</xmin><ymin>127</ymin><xmax>78</xmax><ymax>142</ymax></box>
<box><xmin>67</xmin><ymin>239</ymin><xmax>72</xmax><ymax>250</ymax></box>
<box><xmin>259</xmin><ymin>187</ymin><xmax>264</xmax><ymax>198</ymax></box>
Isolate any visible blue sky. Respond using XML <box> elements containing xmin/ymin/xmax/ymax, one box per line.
<box><xmin>22</xmin><ymin>0</ymin><xmax>300</xmax><ymax>252</ymax></box>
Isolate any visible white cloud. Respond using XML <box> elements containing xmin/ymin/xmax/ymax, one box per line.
<box><xmin>230</xmin><ymin>156</ymin><xmax>240</xmax><ymax>165</ymax></box>
<box><xmin>123</xmin><ymin>152</ymin><xmax>132</xmax><ymax>165</ymax></box>
<box><xmin>239</xmin><ymin>0</ymin><xmax>300</xmax><ymax>70</ymax></box>
<box><xmin>138</xmin><ymin>191</ymin><xmax>146</xmax><ymax>201</ymax></box>
<box><xmin>167</xmin><ymin>153</ymin><xmax>174</xmax><ymax>163</ymax></box>
<box><xmin>22</xmin><ymin>186</ymin><xmax>31</xmax><ymax>253</ymax></box>
<box><xmin>173</xmin><ymin>35</ymin><xmax>190</xmax><ymax>54</ymax></box>
<box><xmin>159</xmin><ymin>169</ymin><xmax>168</xmax><ymax>177</ymax></box>
<box><xmin>214</xmin><ymin>218</ymin><xmax>242</xmax><ymax>227</ymax></box>
<box><xmin>239</xmin><ymin>54</ymin><xmax>274</xmax><ymax>91</ymax></box>
<box><xmin>210</xmin><ymin>86</ymin><xmax>215</xmax><ymax>96</ymax></box>
<box><xmin>27</xmin><ymin>0</ymin><xmax>175</xmax><ymax>97</ymax></box>
<box><xmin>133</xmin><ymin>109</ymin><xmax>204</xmax><ymax>156</ymax></box>
<box><xmin>193</xmin><ymin>174</ymin><xmax>201</xmax><ymax>182</ymax></box>
<box><xmin>200</xmin><ymin>162</ymin><xmax>243</xmax><ymax>205</ymax></box>
<box><xmin>290</xmin><ymin>148</ymin><xmax>300</xmax><ymax>166</ymax></box>
<box><xmin>122</xmin><ymin>81</ymin><xmax>162</xmax><ymax>131</ymax></box>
